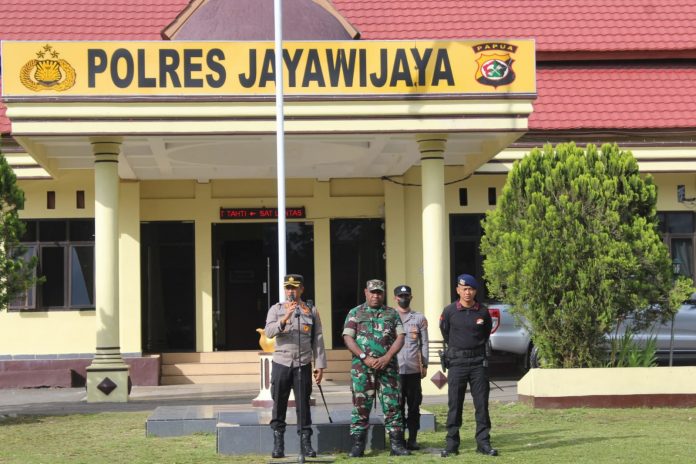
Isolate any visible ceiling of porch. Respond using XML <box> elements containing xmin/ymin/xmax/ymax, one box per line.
<box><xmin>13</xmin><ymin>130</ymin><xmax>523</xmax><ymax>181</ymax></box>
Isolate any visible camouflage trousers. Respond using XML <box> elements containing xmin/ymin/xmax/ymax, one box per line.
<box><xmin>350</xmin><ymin>361</ymin><xmax>403</xmax><ymax>435</ymax></box>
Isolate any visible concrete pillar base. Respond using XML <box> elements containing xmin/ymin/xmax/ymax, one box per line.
<box><xmin>86</xmin><ymin>366</ymin><xmax>130</xmax><ymax>403</ymax></box>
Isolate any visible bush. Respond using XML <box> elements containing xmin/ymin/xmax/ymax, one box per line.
<box><xmin>481</xmin><ymin>142</ymin><xmax>681</xmax><ymax>368</ymax></box>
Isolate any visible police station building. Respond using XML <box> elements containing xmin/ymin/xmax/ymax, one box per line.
<box><xmin>2</xmin><ymin>1</ymin><xmax>695</xmax><ymax>401</ymax></box>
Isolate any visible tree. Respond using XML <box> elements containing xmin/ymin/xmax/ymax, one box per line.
<box><xmin>0</xmin><ymin>148</ymin><xmax>37</xmax><ymax>310</ymax></box>
<box><xmin>480</xmin><ymin>142</ymin><xmax>688</xmax><ymax>368</ymax></box>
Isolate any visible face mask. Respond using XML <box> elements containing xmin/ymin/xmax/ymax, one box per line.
<box><xmin>397</xmin><ymin>297</ymin><xmax>411</xmax><ymax>309</ymax></box>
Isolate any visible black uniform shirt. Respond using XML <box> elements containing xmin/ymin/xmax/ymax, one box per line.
<box><xmin>439</xmin><ymin>301</ymin><xmax>492</xmax><ymax>350</ymax></box>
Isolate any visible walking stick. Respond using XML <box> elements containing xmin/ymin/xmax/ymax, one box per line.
<box><xmin>316</xmin><ymin>382</ymin><xmax>333</xmax><ymax>423</ymax></box>
<box><xmin>489</xmin><ymin>379</ymin><xmax>504</xmax><ymax>392</ymax></box>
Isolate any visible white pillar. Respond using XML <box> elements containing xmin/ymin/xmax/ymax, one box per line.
<box><xmin>417</xmin><ymin>134</ymin><xmax>450</xmax><ymax>394</ymax></box>
<box><xmin>86</xmin><ymin>136</ymin><xmax>129</xmax><ymax>403</ymax></box>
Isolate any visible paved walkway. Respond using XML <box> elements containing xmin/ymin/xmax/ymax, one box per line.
<box><xmin>0</xmin><ymin>378</ymin><xmax>518</xmax><ymax>416</ymax></box>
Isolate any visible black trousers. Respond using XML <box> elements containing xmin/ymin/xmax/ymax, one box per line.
<box><xmin>270</xmin><ymin>361</ymin><xmax>313</xmax><ymax>434</ymax></box>
<box><xmin>399</xmin><ymin>372</ymin><xmax>423</xmax><ymax>435</ymax></box>
<box><xmin>445</xmin><ymin>357</ymin><xmax>491</xmax><ymax>451</ymax></box>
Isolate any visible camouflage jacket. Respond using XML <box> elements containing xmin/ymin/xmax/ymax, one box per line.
<box><xmin>342</xmin><ymin>303</ymin><xmax>405</xmax><ymax>359</ymax></box>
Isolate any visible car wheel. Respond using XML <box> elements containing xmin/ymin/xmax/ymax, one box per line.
<box><xmin>529</xmin><ymin>345</ymin><xmax>541</xmax><ymax>368</ymax></box>
<box><xmin>518</xmin><ymin>345</ymin><xmax>532</xmax><ymax>373</ymax></box>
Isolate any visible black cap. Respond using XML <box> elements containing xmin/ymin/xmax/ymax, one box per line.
<box><xmin>283</xmin><ymin>274</ymin><xmax>304</xmax><ymax>287</ymax></box>
<box><xmin>394</xmin><ymin>285</ymin><xmax>412</xmax><ymax>296</ymax></box>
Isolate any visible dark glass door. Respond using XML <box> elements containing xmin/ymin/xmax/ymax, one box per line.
<box><xmin>212</xmin><ymin>222</ymin><xmax>314</xmax><ymax>350</ymax></box>
<box><xmin>329</xmin><ymin>219</ymin><xmax>386</xmax><ymax>348</ymax></box>
<box><xmin>449</xmin><ymin>214</ymin><xmax>488</xmax><ymax>302</ymax></box>
<box><xmin>141</xmin><ymin>222</ymin><xmax>196</xmax><ymax>353</ymax></box>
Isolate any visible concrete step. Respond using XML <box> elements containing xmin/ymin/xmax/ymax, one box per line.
<box><xmin>161</xmin><ymin>349</ymin><xmax>352</xmax><ymax>385</ymax></box>
<box><xmin>162</xmin><ymin>363</ymin><xmax>259</xmax><ymax>376</ymax></box>
<box><xmin>161</xmin><ymin>374</ymin><xmax>260</xmax><ymax>385</ymax></box>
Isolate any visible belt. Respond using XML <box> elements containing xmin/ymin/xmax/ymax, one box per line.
<box><xmin>447</xmin><ymin>346</ymin><xmax>486</xmax><ymax>358</ymax></box>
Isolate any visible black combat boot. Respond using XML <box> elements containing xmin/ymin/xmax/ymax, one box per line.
<box><xmin>406</xmin><ymin>429</ymin><xmax>420</xmax><ymax>450</ymax></box>
<box><xmin>348</xmin><ymin>432</ymin><xmax>367</xmax><ymax>458</ymax></box>
<box><xmin>300</xmin><ymin>431</ymin><xmax>317</xmax><ymax>457</ymax></box>
<box><xmin>272</xmin><ymin>430</ymin><xmax>285</xmax><ymax>458</ymax></box>
<box><xmin>389</xmin><ymin>431</ymin><xmax>412</xmax><ymax>456</ymax></box>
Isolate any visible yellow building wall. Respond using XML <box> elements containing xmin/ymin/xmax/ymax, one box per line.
<box><xmin>653</xmin><ymin>173</ymin><xmax>696</xmax><ymax>211</ymax></box>
<box><xmin>0</xmin><ymin>171</ymin><xmax>143</xmax><ymax>356</ymax></box>
<box><xmin>389</xmin><ymin>167</ymin><xmax>507</xmax><ymax>313</ymax></box>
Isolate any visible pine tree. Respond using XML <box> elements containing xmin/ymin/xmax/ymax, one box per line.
<box><xmin>0</xmin><ymin>148</ymin><xmax>37</xmax><ymax>310</ymax></box>
<box><xmin>481</xmin><ymin>143</ymin><xmax>687</xmax><ymax>367</ymax></box>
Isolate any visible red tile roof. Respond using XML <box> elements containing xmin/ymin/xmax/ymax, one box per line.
<box><xmin>1</xmin><ymin>0</ymin><xmax>190</xmax><ymax>40</ymax></box>
<box><xmin>332</xmin><ymin>0</ymin><xmax>696</xmax><ymax>53</ymax></box>
<box><xmin>3</xmin><ymin>1</ymin><xmax>696</xmax><ymax>52</ymax></box>
<box><xmin>530</xmin><ymin>64</ymin><xmax>696</xmax><ymax>130</ymax></box>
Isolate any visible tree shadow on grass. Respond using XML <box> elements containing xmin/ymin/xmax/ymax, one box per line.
<box><xmin>0</xmin><ymin>414</ymin><xmax>46</xmax><ymax>426</ymax></box>
<box><xmin>494</xmin><ymin>428</ymin><xmax>645</xmax><ymax>452</ymax></box>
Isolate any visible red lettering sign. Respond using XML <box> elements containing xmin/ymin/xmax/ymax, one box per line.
<box><xmin>220</xmin><ymin>207</ymin><xmax>306</xmax><ymax>220</ymax></box>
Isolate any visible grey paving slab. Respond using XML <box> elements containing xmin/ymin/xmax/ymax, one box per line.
<box><xmin>0</xmin><ymin>371</ymin><xmax>519</xmax><ymax>417</ymax></box>
<box><xmin>216</xmin><ymin>407</ymin><xmax>386</xmax><ymax>455</ymax></box>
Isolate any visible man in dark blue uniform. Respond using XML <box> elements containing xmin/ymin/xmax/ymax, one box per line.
<box><xmin>439</xmin><ymin>274</ymin><xmax>498</xmax><ymax>458</ymax></box>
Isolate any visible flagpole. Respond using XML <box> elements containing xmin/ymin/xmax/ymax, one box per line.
<box><xmin>274</xmin><ymin>0</ymin><xmax>287</xmax><ymax>299</ymax></box>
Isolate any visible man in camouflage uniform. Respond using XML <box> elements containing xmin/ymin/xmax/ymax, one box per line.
<box><xmin>342</xmin><ymin>279</ymin><xmax>410</xmax><ymax>457</ymax></box>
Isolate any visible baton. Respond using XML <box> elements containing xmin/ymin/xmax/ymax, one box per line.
<box><xmin>316</xmin><ymin>382</ymin><xmax>333</xmax><ymax>423</ymax></box>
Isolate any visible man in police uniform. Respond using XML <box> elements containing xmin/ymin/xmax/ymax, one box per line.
<box><xmin>394</xmin><ymin>284</ymin><xmax>429</xmax><ymax>450</ymax></box>
<box><xmin>265</xmin><ymin>274</ymin><xmax>327</xmax><ymax>459</ymax></box>
<box><xmin>342</xmin><ymin>279</ymin><xmax>411</xmax><ymax>457</ymax></box>
<box><xmin>439</xmin><ymin>274</ymin><xmax>498</xmax><ymax>458</ymax></box>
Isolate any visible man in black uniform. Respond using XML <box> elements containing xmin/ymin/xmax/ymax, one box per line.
<box><xmin>439</xmin><ymin>274</ymin><xmax>498</xmax><ymax>458</ymax></box>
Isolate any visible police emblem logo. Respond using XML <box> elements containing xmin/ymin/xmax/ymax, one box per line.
<box><xmin>20</xmin><ymin>44</ymin><xmax>76</xmax><ymax>92</ymax></box>
<box><xmin>473</xmin><ymin>42</ymin><xmax>518</xmax><ymax>88</ymax></box>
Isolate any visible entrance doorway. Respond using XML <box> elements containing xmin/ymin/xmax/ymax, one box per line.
<box><xmin>141</xmin><ymin>221</ymin><xmax>196</xmax><ymax>352</ymax></box>
<box><xmin>449</xmin><ymin>214</ymin><xmax>487</xmax><ymax>301</ymax></box>
<box><xmin>212</xmin><ymin>222</ymin><xmax>314</xmax><ymax>350</ymax></box>
<box><xmin>329</xmin><ymin>218</ymin><xmax>386</xmax><ymax>348</ymax></box>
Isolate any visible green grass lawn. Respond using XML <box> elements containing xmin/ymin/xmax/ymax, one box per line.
<box><xmin>1</xmin><ymin>402</ymin><xmax>695</xmax><ymax>463</ymax></box>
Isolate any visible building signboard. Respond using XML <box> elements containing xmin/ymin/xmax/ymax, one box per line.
<box><xmin>1</xmin><ymin>40</ymin><xmax>535</xmax><ymax>97</ymax></box>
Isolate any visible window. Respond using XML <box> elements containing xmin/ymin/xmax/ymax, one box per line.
<box><xmin>9</xmin><ymin>219</ymin><xmax>95</xmax><ymax>311</ymax></box>
<box><xmin>8</xmin><ymin>245</ymin><xmax>38</xmax><ymax>308</ymax></box>
<box><xmin>658</xmin><ymin>212</ymin><xmax>695</xmax><ymax>281</ymax></box>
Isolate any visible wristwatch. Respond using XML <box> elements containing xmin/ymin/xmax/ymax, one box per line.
<box><xmin>359</xmin><ymin>352</ymin><xmax>367</xmax><ymax>361</ymax></box>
